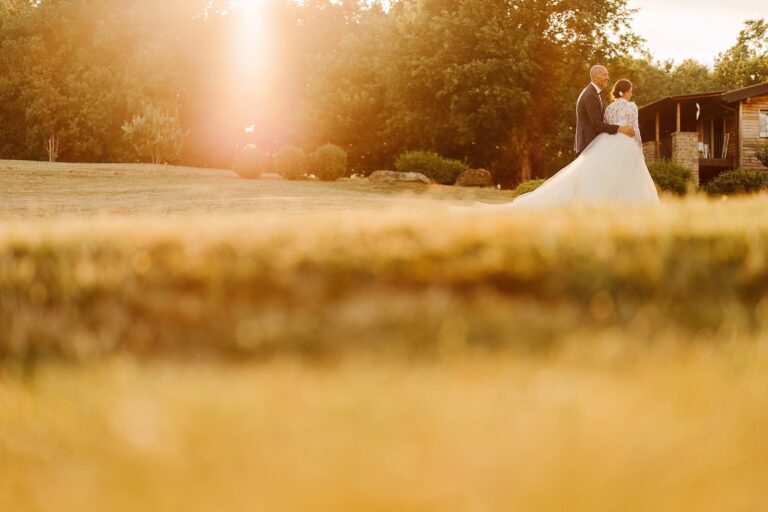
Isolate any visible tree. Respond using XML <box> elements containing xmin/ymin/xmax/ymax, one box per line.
<box><xmin>668</xmin><ymin>59</ymin><xmax>717</xmax><ymax>95</ymax></box>
<box><xmin>610</xmin><ymin>55</ymin><xmax>717</xmax><ymax>107</ymax></box>
<box><xmin>714</xmin><ymin>19</ymin><xmax>768</xmax><ymax>89</ymax></box>
<box><xmin>305</xmin><ymin>4</ymin><xmax>390</xmax><ymax>172</ymax></box>
<box><xmin>42</xmin><ymin>129</ymin><xmax>61</xmax><ymax>162</ymax></box>
<box><xmin>0</xmin><ymin>0</ymin><xmax>663</xmax><ymax>182</ymax></box>
<box><xmin>308</xmin><ymin>0</ymin><xmax>640</xmax><ymax>184</ymax></box>
<box><xmin>122</xmin><ymin>103</ymin><xmax>185</xmax><ymax>164</ymax></box>
<box><xmin>0</xmin><ymin>0</ymin><xmax>204</xmax><ymax>162</ymax></box>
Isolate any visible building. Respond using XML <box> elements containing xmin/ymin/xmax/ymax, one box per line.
<box><xmin>638</xmin><ymin>82</ymin><xmax>768</xmax><ymax>185</ymax></box>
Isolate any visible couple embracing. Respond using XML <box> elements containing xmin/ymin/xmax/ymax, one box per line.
<box><xmin>487</xmin><ymin>65</ymin><xmax>659</xmax><ymax>210</ymax></box>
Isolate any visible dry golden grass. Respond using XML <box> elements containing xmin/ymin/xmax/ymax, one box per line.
<box><xmin>2</xmin><ymin>191</ymin><xmax>768</xmax><ymax>360</ymax></box>
<box><xmin>0</xmin><ymin>159</ymin><xmax>514</xmax><ymax>218</ymax></box>
<box><xmin>2</xmin><ymin>345</ymin><xmax>768</xmax><ymax>512</ymax></box>
<box><xmin>2</xmin><ymin>160</ymin><xmax>768</xmax><ymax>510</ymax></box>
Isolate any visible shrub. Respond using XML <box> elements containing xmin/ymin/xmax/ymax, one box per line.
<box><xmin>310</xmin><ymin>144</ymin><xmax>348</xmax><ymax>181</ymax></box>
<box><xmin>232</xmin><ymin>145</ymin><xmax>270</xmax><ymax>179</ymax></box>
<box><xmin>275</xmin><ymin>145</ymin><xmax>308</xmax><ymax>180</ymax></box>
<box><xmin>704</xmin><ymin>169</ymin><xmax>768</xmax><ymax>196</ymax></box>
<box><xmin>647</xmin><ymin>160</ymin><xmax>691</xmax><ymax>196</ymax></box>
<box><xmin>394</xmin><ymin>151</ymin><xmax>469</xmax><ymax>185</ymax></box>
<box><xmin>512</xmin><ymin>179</ymin><xmax>545</xmax><ymax>197</ymax></box>
<box><xmin>755</xmin><ymin>142</ymin><xmax>768</xmax><ymax>169</ymax></box>
<box><xmin>122</xmin><ymin>103</ymin><xmax>185</xmax><ymax>164</ymax></box>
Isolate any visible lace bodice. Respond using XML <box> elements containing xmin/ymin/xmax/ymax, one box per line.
<box><xmin>605</xmin><ymin>98</ymin><xmax>642</xmax><ymax>149</ymax></box>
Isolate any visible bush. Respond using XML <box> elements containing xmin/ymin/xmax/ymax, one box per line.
<box><xmin>647</xmin><ymin>160</ymin><xmax>691</xmax><ymax>196</ymax></box>
<box><xmin>394</xmin><ymin>151</ymin><xmax>469</xmax><ymax>185</ymax></box>
<box><xmin>704</xmin><ymin>169</ymin><xmax>768</xmax><ymax>196</ymax></box>
<box><xmin>512</xmin><ymin>179</ymin><xmax>545</xmax><ymax>197</ymax></box>
<box><xmin>232</xmin><ymin>145</ymin><xmax>270</xmax><ymax>179</ymax></box>
<box><xmin>755</xmin><ymin>142</ymin><xmax>768</xmax><ymax>169</ymax></box>
<box><xmin>122</xmin><ymin>103</ymin><xmax>185</xmax><ymax>164</ymax></box>
<box><xmin>310</xmin><ymin>144</ymin><xmax>348</xmax><ymax>181</ymax></box>
<box><xmin>275</xmin><ymin>145</ymin><xmax>308</xmax><ymax>180</ymax></box>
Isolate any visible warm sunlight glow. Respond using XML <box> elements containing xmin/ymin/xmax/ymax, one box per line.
<box><xmin>231</xmin><ymin>0</ymin><xmax>274</xmax><ymax>97</ymax></box>
<box><xmin>228</xmin><ymin>0</ymin><xmax>285</xmax><ymax>146</ymax></box>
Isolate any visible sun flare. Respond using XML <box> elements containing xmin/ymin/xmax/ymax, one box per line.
<box><xmin>231</xmin><ymin>0</ymin><xmax>274</xmax><ymax>87</ymax></box>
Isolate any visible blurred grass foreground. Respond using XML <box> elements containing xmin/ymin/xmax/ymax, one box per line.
<box><xmin>2</xmin><ymin>194</ymin><xmax>768</xmax><ymax>360</ymax></box>
<box><xmin>2</xmin><ymin>162</ymin><xmax>768</xmax><ymax>511</ymax></box>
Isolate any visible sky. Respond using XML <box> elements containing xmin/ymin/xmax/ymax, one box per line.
<box><xmin>628</xmin><ymin>0</ymin><xmax>766</xmax><ymax>66</ymax></box>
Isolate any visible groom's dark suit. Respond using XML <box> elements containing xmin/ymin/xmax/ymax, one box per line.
<box><xmin>574</xmin><ymin>83</ymin><xmax>619</xmax><ymax>155</ymax></box>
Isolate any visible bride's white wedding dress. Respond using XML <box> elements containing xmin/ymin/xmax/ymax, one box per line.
<box><xmin>485</xmin><ymin>98</ymin><xmax>659</xmax><ymax>209</ymax></box>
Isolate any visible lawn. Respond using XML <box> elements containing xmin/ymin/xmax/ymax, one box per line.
<box><xmin>0</xmin><ymin>159</ymin><xmax>515</xmax><ymax>218</ymax></box>
<box><xmin>2</xmin><ymin>160</ymin><xmax>768</xmax><ymax>511</ymax></box>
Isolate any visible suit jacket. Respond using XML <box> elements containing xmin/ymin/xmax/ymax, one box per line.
<box><xmin>574</xmin><ymin>83</ymin><xmax>619</xmax><ymax>154</ymax></box>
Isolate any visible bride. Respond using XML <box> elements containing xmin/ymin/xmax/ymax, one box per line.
<box><xmin>482</xmin><ymin>79</ymin><xmax>660</xmax><ymax>209</ymax></box>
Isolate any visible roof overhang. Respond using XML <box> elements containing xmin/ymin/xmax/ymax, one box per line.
<box><xmin>722</xmin><ymin>82</ymin><xmax>768</xmax><ymax>103</ymax></box>
<box><xmin>638</xmin><ymin>82</ymin><xmax>768</xmax><ymax>118</ymax></box>
<box><xmin>639</xmin><ymin>91</ymin><xmax>725</xmax><ymax>117</ymax></box>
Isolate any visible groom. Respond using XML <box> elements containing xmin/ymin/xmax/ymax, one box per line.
<box><xmin>574</xmin><ymin>65</ymin><xmax>635</xmax><ymax>157</ymax></box>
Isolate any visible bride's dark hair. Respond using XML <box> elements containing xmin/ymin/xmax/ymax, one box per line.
<box><xmin>611</xmin><ymin>79</ymin><xmax>633</xmax><ymax>100</ymax></box>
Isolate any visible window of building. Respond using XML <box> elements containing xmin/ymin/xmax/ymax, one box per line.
<box><xmin>760</xmin><ymin>110</ymin><xmax>768</xmax><ymax>137</ymax></box>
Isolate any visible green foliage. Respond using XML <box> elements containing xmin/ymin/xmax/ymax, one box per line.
<box><xmin>609</xmin><ymin>56</ymin><xmax>719</xmax><ymax>106</ymax></box>
<box><xmin>233</xmin><ymin>144</ymin><xmax>270</xmax><ymax>179</ymax></box>
<box><xmin>0</xmin><ymin>0</ymin><xmax>198</xmax><ymax>162</ymax></box>
<box><xmin>394</xmin><ymin>151</ymin><xmax>469</xmax><ymax>185</ymax></box>
<box><xmin>611</xmin><ymin>20</ymin><xmax>767</xmax><ymax>104</ymax></box>
<box><xmin>0</xmin><ymin>0</ymin><xmax>760</xmax><ymax>178</ymax></box>
<box><xmin>512</xmin><ymin>179</ymin><xmax>545</xmax><ymax>197</ymax></box>
<box><xmin>647</xmin><ymin>160</ymin><xmax>692</xmax><ymax>196</ymax></box>
<box><xmin>704</xmin><ymin>169</ymin><xmax>768</xmax><ymax>196</ymax></box>
<box><xmin>755</xmin><ymin>142</ymin><xmax>768</xmax><ymax>169</ymax></box>
<box><xmin>714</xmin><ymin>19</ymin><xmax>768</xmax><ymax>89</ymax></box>
<box><xmin>122</xmin><ymin>104</ymin><xmax>185</xmax><ymax>164</ymax></box>
<box><xmin>308</xmin><ymin>0</ymin><xmax>641</xmax><ymax>183</ymax></box>
<box><xmin>309</xmin><ymin>144</ymin><xmax>348</xmax><ymax>181</ymax></box>
<box><xmin>668</xmin><ymin>59</ymin><xmax>719</xmax><ymax>94</ymax></box>
<box><xmin>304</xmin><ymin>6</ymin><xmax>390</xmax><ymax>172</ymax></box>
<box><xmin>275</xmin><ymin>145</ymin><xmax>308</xmax><ymax>180</ymax></box>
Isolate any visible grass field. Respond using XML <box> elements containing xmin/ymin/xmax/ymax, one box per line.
<box><xmin>2</xmin><ymin>160</ymin><xmax>768</xmax><ymax>510</ymax></box>
<box><xmin>0</xmin><ymin>160</ymin><xmax>513</xmax><ymax>218</ymax></box>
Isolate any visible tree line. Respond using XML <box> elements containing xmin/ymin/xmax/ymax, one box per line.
<box><xmin>0</xmin><ymin>0</ymin><xmax>765</xmax><ymax>185</ymax></box>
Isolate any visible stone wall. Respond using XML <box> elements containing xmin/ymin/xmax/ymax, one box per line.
<box><xmin>643</xmin><ymin>141</ymin><xmax>659</xmax><ymax>163</ymax></box>
<box><xmin>671</xmin><ymin>132</ymin><xmax>699</xmax><ymax>186</ymax></box>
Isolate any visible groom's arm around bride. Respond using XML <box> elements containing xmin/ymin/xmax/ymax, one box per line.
<box><xmin>574</xmin><ymin>65</ymin><xmax>635</xmax><ymax>156</ymax></box>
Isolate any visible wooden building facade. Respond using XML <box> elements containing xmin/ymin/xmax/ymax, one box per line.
<box><xmin>638</xmin><ymin>82</ymin><xmax>768</xmax><ymax>185</ymax></box>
